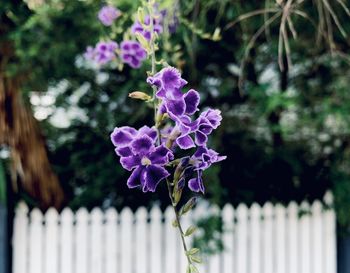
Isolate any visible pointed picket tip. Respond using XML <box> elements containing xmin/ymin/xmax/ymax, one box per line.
<box><xmin>76</xmin><ymin>207</ymin><xmax>89</xmax><ymax>222</ymax></box>
<box><xmin>209</xmin><ymin>204</ymin><xmax>221</xmax><ymax>215</ymax></box>
<box><xmin>287</xmin><ymin>201</ymin><xmax>298</xmax><ymax>210</ymax></box>
<box><xmin>193</xmin><ymin>200</ymin><xmax>209</xmax><ymax>217</ymax></box>
<box><xmin>262</xmin><ymin>202</ymin><xmax>274</xmax><ymax>217</ymax></box>
<box><xmin>120</xmin><ymin>207</ymin><xmax>133</xmax><ymax>221</ymax></box>
<box><xmin>236</xmin><ymin>203</ymin><xmax>248</xmax><ymax>219</ymax></box>
<box><xmin>91</xmin><ymin>207</ymin><xmax>103</xmax><ymax>221</ymax></box>
<box><xmin>135</xmin><ymin>206</ymin><xmax>147</xmax><ymax>220</ymax></box>
<box><xmin>16</xmin><ymin>201</ymin><xmax>29</xmax><ymax>214</ymax></box>
<box><xmin>164</xmin><ymin>206</ymin><xmax>174</xmax><ymax>220</ymax></box>
<box><xmin>311</xmin><ymin>200</ymin><xmax>323</xmax><ymax>212</ymax></box>
<box><xmin>287</xmin><ymin>201</ymin><xmax>298</xmax><ymax>217</ymax></box>
<box><xmin>61</xmin><ymin>208</ymin><xmax>74</xmax><ymax>222</ymax></box>
<box><xmin>222</xmin><ymin>203</ymin><xmax>234</xmax><ymax>220</ymax></box>
<box><xmin>45</xmin><ymin>207</ymin><xmax>59</xmax><ymax>223</ymax></box>
<box><xmin>300</xmin><ymin>200</ymin><xmax>311</xmax><ymax>209</ymax></box>
<box><xmin>30</xmin><ymin>208</ymin><xmax>43</xmax><ymax>221</ymax></box>
<box><xmin>250</xmin><ymin>203</ymin><xmax>261</xmax><ymax>216</ymax></box>
<box><xmin>150</xmin><ymin>205</ymin><xmax>162</xmax><ymax>220</ymax></box>
<box><xmin>105</xmin><ymin>207</ymin><xmax>118</xmax><ymax>221</ymax></box>
<box><xmin>324</xmin><ymin>190</ymin><xmax>334</xmax><ymax>205</ymax></box>
<box><xmin>275</xmin><ymin>203</ymin><xmax>286</xmax><ymax>216</ymax></box>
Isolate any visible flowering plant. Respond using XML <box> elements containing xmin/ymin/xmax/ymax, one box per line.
<box><xmin>87</xmin><ymin>1</ymin><xmax>226</xmax><ymax>272</ymax></box>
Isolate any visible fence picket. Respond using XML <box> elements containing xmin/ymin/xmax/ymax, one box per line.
<box><xmin>104</xmin><ymin>208</ymin><xmax>118</xmax><ymax>273</ymax></box>
<box><xmin>75</xmin><ymin>208</ymin><xmax>89</xmax><ymax>273</ymax></box>
<box><xmin>90</xmin><ymin>208</ymin><xmax>103</xmax><ymax>273</ymax></box>
<box><xmin>300</xmin><ymin>201</ymin><xmax>311</xmax><ymax>273</ymax></box>
<box><xmin>250</xmin><ymin>203</ymin><xmax>261</xmax><ymax>273</ymax></box>
<box><xmin>311</xmin><ymin>201</ymin><xmax>323</xmax><ymax>273</ymax></box>
<box><xmin>262</xmin><ymin>202</ymin><xmax>274</xmax><ymax>273</ymax></box>
<box><xmin>12</xmin><ymin>195</ymin><xmax>337</xmax><ymax>273</ymax></box>
<box><xmin>164</xmin><ymin>207</ymin><xmax>177</xmax><ymax>273</ymax></box>
<box><xmin>150</xmin><ymin>206</ymin><xmax>163</xmax><ymax>273</ymax></box>
<box><xmin>29</xmin><ymin>209</ymin><xmax>43</xmax><ymax>273</ymax></box>
<box><xmin>44</xmin><ymin>208</ymin><xmax>59</xmax><ymax>273</ymax></box>
<box><xmin>208</xmin><ymin>205</ymin><xmax>221</xmax><ymax>273</ymax></box>
<box><xmin>13</xmin><ymin>202</ymin><xmax>28</xmax><ymax>273</ymax></box>
<box><xmin>60</xmin><ymin>208</ymin><xmax>74</xmax><ymax>273</ymax></box>
<box><xmin>275</xmin><ymin>204</ymin><xmax>286</xmax><ymax>273</ymax></box>
<box><xmin>324</xmin><ymin>192</ymin><xmax>337</xmax><ymax>273</ymax></box>
<box><xmin>120</xmin><ymin>207</ymin><xmax>133</xmax><ymax>273</ymax></box>
<box><xmin>236</xmin><ymin>204</ymin><xmax>248</xmax><ymax>273</ymax></box>
<box><xmin>287</xmin><ymin>202</ymin><xmax>298</xmax><ymax>273</ymax></box>
<box><xmin>192</xmin><ymin>202</ymin><xmax>208</xmax><ymax>273</ymax></box>
<box><xmin>135</xmin><ymin>207</ymin><xmax>148</xmax><ymax>273</ymax></box>
<box><xmin>222</xmin><ymin>204</ymin><xmax>234</xmax><ymax>273</ymax></box>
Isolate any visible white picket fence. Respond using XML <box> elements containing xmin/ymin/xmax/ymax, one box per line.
<box><xmin>12</xmin><ymin>194</ymin><xmax>337</xmax><ymax>273</ymax></box>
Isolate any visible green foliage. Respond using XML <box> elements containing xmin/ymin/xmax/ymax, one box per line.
<box><xmin>192</xmin><ymin>214</ymin><xmax>224</xmax><ymax>255</ymax></box>
<box><xmin>3</xmin><ymin>0</ymin><xmax>350</xmax><ymax>231</ymax></box>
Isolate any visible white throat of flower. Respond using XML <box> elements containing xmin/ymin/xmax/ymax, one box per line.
<box><xmin>141</xmin><ymin>156</ymin><xmax>151</xmax><ymax>166</ymax></box>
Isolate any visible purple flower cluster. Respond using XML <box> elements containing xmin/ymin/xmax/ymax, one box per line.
<box><xmin>131</xmin><ymin>15</ymin><xmax>163</xmax><ymax>41</ymax></box>
<box><xmin>111</xmin><ymin>67</ymin><xmax>225</xmax><ymax>193</ymax></box>
<box><xmin>120</xmin><ymin>41</ymin><xmax>147</xmax><ymax>68</ymax></box>
<box><xmin>98</xmin><ymin>5</ymin><xmax>121</xmax><ymax>26</ymax></box>
<box><xmin>111</xmin><ymin>126</ymin><xmax>173</xmax><ymax>192</ymax></box>
<box><xmin>84</xmin><ymin>41</ymin><xmax>118</xmax><ymax>65</ymax></box>
<box><xmin>147</xmin><ymin>67</ymin><xmax>226</xmax><ymax>192</ymax></box>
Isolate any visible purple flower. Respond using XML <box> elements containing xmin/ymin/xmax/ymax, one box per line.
<box><xmin>188</xmin><ymin>146</ymin><xmax>226</xmax><ymax>193</ymax></box>
<box><xmin>131</xmin><ymin>15</ymin><xmax>163</xmax><ymax>41</ymax></box>
<box><xmin>110</xmin><ymin>126</ymin><xmax>174</xmax><ymax>192</ymax></box>
<box><xmin>98</xmin><ymin>5</ymin><xmax>121</xmax><ymax>26</ymax></box>
<box><xmin>120</xmin><ymin>41</ymin><xmax>147</xmax><ymax>68</ymax></box>
<box><xmin>147</xmin><ymin>67</ymin><xmax>190</xmax><ymax>117</ymax></box>
<box><xmin>169</xmin><ymin>108</ymin><xmax>222</xmax><ymax>149</ymax></box>
<box><xmin>84</xmin><ymin>46</ymin><xmax>95</xmax><ymax>60</ymax></box>
<box><xmin>84</xmin><ymin>41</ymin><xmax>118</xmax><ymax>65</ymax></box>
<box><xmin>160</xmin><ymin>9</ymin><xmax>179</xmax><ymax>33</ymax></box>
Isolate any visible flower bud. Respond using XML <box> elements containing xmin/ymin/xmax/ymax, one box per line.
<box><xmin>174</xmin><ymin>156</ymin><xmax>190</xmax><ymax>182</ymax></box>
<box><xmin>129</xmin><ymin>91</ymin><xmax>151</xmax><ymax>101</ymax></box>
<box><xmin>181</xmin><ymin>197</ymin><xmax>197</xmax><ymax>215</ymax></box>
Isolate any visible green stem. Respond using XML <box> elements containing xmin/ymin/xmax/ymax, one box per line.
<box><xmin>166</xmin><ymin>179</ymin><xmax>192</xmax><ymax>265</ymax></box>
<box><xmin>147</xmin><ymin>0</ymin><xmax>192</xmax><ymax>268</ymax></box>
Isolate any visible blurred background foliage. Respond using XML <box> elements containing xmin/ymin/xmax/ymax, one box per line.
<box><xmin>1</xmin><ymin>0</ymin><xmax>350</xmax><ymax>230</ymax></box>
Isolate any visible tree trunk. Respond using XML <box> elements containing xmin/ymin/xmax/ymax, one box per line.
<box><xmin>0</xmin><ymin>42</ymin><xmax>64</xmax><ymax>209</ymax></box>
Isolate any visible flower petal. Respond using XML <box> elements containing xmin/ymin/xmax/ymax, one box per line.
<box><xmin>200</xmin><ymin>109</ymin><xmax>222</xmax><ymax>129</ymax></box>
<box><xmin>166</xmin><ymin>98</ymin><xmax>186</xmax><ymax>117</ymax></box>
<box><xmin>195</xmin><ymin>131</ymin><xmax>208</xmax><ymax>146</ymax></box>
<box><xmin>188</xmin><ymin>172</ymin><xmax>204</xmax><ymax>193</ymax></box>
<box><xmin>176</xmin><ymin>134</ymin><xmax>195</xmax><ymax>149</ymax></box>
<box><xmin>131</xmin><ymin>135</ymin><xmax>154</xmax><ymax>155</ymax></box>
<box><xmin>110</xmin><ymin>126</ymin><xmax>137</xmax><ymax>147</ymax></box>
<box><xmin>127</xmin><ymin>166</ymin><xmax>145</xmax><ymax>189</ymax></box>
<box><xmin>149</xmin><ymin>145</ymin><xmax>174</xmax><ymax>164</ymax></box>
<box><xmin>138</xmin><ymin>126</ymin><xmax>158</xmax><ymax>141</ymax></box>
<box><xmin>184</xmin><ymin>89</ymin><xmax>200</xmax><ymax>115</ymax></box>
<box><xmin>143</xmin><ymin>165</ymin><xmax>169</xmax><ymax>192</ymax></box>
<box><xmin>120</xmin><ymin>155</ymin><xmax>141</xmax><ymax>171</ymax></box>
<box><xmin>115</xmin><ymin>146</ymin><xmax>132</xmax><ymax>157</ymax></box>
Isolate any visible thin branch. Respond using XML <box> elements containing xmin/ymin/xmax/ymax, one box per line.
<box><xmin>225</xmin><ymin>8</ymin><xmax>280</xmax><ymax>30</ymax></box>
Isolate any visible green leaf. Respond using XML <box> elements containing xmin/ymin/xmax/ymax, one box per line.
<box><xmin>190</xmin><ymin>256</ymin><xmax>203</xmax><ymax>264</ymax></box>
<box><xmin>190</xmin><ymin>264</ymin><xmax>199</xmax><ymax>272</ymax></box>
<box><xmin>185</xmin><ymin>226</ymin><xmax>197</xmax><ymax>236</ymax></box>
<box><xmin>135</xmin><ymin>32</ymin><xmax>150</xmax><ymax>53</ymax></box>
<box><xmin>180</xmin><ymin>197</ymin><xmax>197</xmax><ymax>215</ymax></box>
<box><xmin>172</xmin><ymin>219</ymin><xmax>179</xmax><ymax>228</ymax></box>
<box><xmin>173</xmin><ymin>189</ymin><xmax>182</xmax><ymax>205</ymax></box>
<box><xmin>186</xmin><ymin>248</ymin><xmax>200</xmax><ymax>256</ymax></box>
